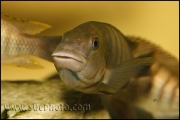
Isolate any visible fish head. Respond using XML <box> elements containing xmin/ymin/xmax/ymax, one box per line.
<box><xmin>52</xmin><ymin>21</ymin><xmax>154</xmax><ymax>94</ymax></box>
<box><xmin>52</xmin><ymin>21</ymin><xmax>108</xmax><ymax>93</ymax></box>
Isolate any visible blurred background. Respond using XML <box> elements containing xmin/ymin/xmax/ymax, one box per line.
<box><xmin>1</xmin><ymin>1</ymin><xmax>179</xmax><ymax>80</ymax></box>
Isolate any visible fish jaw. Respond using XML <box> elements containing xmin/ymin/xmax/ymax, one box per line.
<box><xmin>52</xmin><ymin>49</ymin><xmax>87</xmax><ymax>72</ymax></box>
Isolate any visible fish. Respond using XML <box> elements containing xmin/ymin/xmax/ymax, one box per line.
<box><xmin>1</xmin><ymin>13</ymin><xmax>62</xmax><ymax>69</ymax></box>
<box><xmin>52</xmin><ymin>21</ymin><xmax>179</xmax><ymax>119</ymax></box>
<box><xmin>52</xmin><ymin>21</ymin><xmax>154</xmax><ymax>93</ymax></box>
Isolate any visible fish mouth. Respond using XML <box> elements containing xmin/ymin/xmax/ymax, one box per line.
<box><xmin>52</xmin><ymin>49</ymin><xmax>86</xmax><ymax>72</ymax></box>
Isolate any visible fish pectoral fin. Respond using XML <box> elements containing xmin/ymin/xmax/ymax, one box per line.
<box><xmin>99</xmin><ymin>83</ymin><xmax>117</xmax><ymax>94</ymax></box>
<box><xmin>101</xmin><ymin>57</ymin><xmax>154</xmax><ymax>93</ymax></box>
<box><xmin>1</xmin><ymin>55</ymin><xmax>46</xmax><ymax>69</ymax></box>
<box><xmin>1</xmin><ymin>13</ymin><xmax>51</xmax><ymax>35</ymax></box>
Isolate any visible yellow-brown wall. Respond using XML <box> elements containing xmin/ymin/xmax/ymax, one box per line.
<box><xmin>1</xmin><ymin>1</ymin><xmax>179</xmax><ymax>80</ymax></box>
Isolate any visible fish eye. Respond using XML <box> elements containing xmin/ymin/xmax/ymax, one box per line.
<box><xmin>92</xmin><ymin>37</ymin><xmax>98</xmax><ymax>50</ymax></box>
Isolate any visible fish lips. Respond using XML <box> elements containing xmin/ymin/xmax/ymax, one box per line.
<box><xmin>52</xmin><ymin>49</ymin><xmax>87</xmax><ymax>72</ymax></box>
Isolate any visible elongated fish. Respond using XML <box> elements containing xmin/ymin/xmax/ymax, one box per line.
<box><xmin>1</xmin><ymin>13</ymin><xmax>62</xmax><ymax>69</ymax></box>
<box><xmin>52</xmin><ymin>21</ymin><xmax>179</xmax><ymax>118</ymax></box>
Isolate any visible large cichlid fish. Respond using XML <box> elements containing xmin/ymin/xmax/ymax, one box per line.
<box><xmin>1</xmin><ymin>13</ymin><xmax>62</xmax><ymax>69</ymax></box>
<box><xmin>52</xmin><ymin>21</ymin><xmax>179</xmax><ymax>118</ymax></box>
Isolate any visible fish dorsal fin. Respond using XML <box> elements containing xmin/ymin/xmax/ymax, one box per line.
<box><xmin>1</xmin><ymin>13</ymin><xmax>51</xmax><ymax>35</ymax></box>
<box><xmin>100</xmin><ymin>57</ymin><xmax>154</xmax><ymax>94</ymax></box>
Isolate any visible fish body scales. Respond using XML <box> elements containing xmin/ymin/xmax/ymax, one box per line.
<box><xmin>1</xmin><ymin>19</ymin><xmax>48</xmax><ymax>59</ymax></box>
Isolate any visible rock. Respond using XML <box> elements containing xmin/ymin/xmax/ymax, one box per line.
<box><xmin>1</xmin><ymin>79</ymin><xmax>110</xmax><ymax>119</ymax></box>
